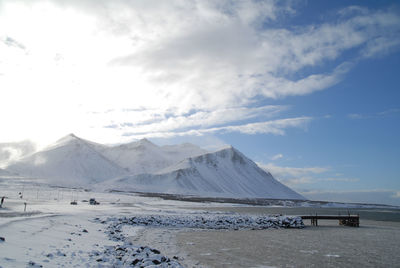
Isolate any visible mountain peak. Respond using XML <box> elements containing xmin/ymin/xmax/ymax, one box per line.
<box><xmin>61</xmin><ymin>133</ymin><xmax>79</xmax><ymax>140</ymax></box>
<box><xmin>56</xmin><ymin>133</ymin><xmax>81</xmax><ymax>144</ymax></box>
<box><xmin>216</xmin><ymin>145</ymin><xmax>238</xmax><ymax>154</ymax></box>
<box><xmin>138</xmin><ymin>138</ymin><xmax>151</xmax><ymax>143</ymax></box>
<box><xmin>68</xmin><ymin>133</ymin><xmax>77</xmax><ymax>138</ymax></box>
<box><xmin>135</xmin><ymin>138</ymin><xmax>158</xmax><ymax>147</ymax></box>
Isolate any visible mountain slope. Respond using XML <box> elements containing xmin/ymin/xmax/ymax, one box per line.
<box><xmin>100</xmin><ymin>139</ymin><xmax>207</xmax><ymax>175</ymax></box>
<box><xmin>4</xmin><ymin>134</ymin><xmax>304</xmax><ymax>200</ymax></box>
<box><xmin>161</xmin><ymin>143</ymin><xmax>208</xmax><ymax>161</ymax></box>
<box><xmin>100</xmin><ymin>147</ymin><xmax>305</xmax><ymax>200</ymax></box>
<box><xmin>6</xmin><ymin>134</ymin><xmax>127</xmax><ymax>185</ymax></box>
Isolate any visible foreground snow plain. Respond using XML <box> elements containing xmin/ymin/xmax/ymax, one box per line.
<box><xmin>2</xmin><ymin>177</ymin><xmax>399</xmax><ymax>267</ymax></box>
<box><xmin>0</xmin><ymin>177</ymin><xmax>304</xmax><ymax>268</ymax></box>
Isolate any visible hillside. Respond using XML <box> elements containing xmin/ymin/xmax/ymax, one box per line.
<box><xmin>4</xmin><ymin>134</ymin><xmax>304</xmax><ymax>200</ymax></box>
<box><xmin>100</xmin><ymin>146</ymin><xmax>305</xmax><ymax>200</ymax></box>
<box><xmin>100</xmin><ymin>139</ymin><xmax>207</xmax><ymax>175</ymax></box>
<box><xmin>6</xmin><ymin>134</ymin><xmax>127</xmax><ymax>185</ymax></box>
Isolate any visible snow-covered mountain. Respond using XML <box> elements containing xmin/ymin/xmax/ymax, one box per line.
<box><xmin>4</xmin><ymin>134</ymin><xmax>304</xmax><ymax>200</ymax></box>
<box><xmin>6</xmin><ymin>134</ymin><xmax>127</xmax><ymax>185</ymax></box>
<box><xmin>161</xmin><ymin>143</ymin><xmax>208</xmax><ymax>162</ymax></box>
<box><xmin>100</xmin><ymin>139</ymin><xmax>207</xmax><ymax>175</ymax></box>
<box><xmin>100</xmin><ymin>146</ymin><xmax>305</xmax><ymax>200</ymax></box>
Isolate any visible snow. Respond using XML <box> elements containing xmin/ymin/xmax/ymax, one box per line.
<box><xmin>3</xmin><ymin>134</ymin><xmax>304</xmax><ymax>200</ymax></box>
<box><xmin>101</xmin><ymin>214</ymin><xmax>304</xmax><ymax>235</ymax></box>
<box><xmin>100</xmin><ymin>139</ymin><xmax>207</xmax><ymax>175</ymax></box>
<box><xmin>101</xmin><ymin>147</ymin><xmax>305</xmax><ymax>200</ymax></box>
<box><xmin>0</xmin><ymin>179</ymin><xmax>188</xmax><ymax>267</ymax></box>
<box><xmin>1</xmin><ymin>175</ymin><xmax>398</xmax><ymax>267</ymax></box>
<box><xmin>0</xmin><ymin>177</ymin><xmax>303</xmax><ymax>268</ymax></box>
<box><xmin>6</xmin><ymin>134</ymin><xmax>127</xmax><ymax>186</ymax></box>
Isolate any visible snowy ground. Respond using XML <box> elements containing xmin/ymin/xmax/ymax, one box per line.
<box><xmin>1</xmin><ymin>178</ymin><xmax>399</xmax><ymax>267</ymax></box>
<box><xmin>0</xmin><ymin>178</ymin><xmax>302</xmax><ymax>267</ymax></box>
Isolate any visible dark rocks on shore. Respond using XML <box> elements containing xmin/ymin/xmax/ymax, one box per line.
<box><xmin>99</xmin><ymin>244</ymin><xmax>183</xmax><ymax>267</ymax></box>
<box><xmin>92</xmin><ymin>213</ymin><xmax>304</xmax><ymax>267</ymax></box>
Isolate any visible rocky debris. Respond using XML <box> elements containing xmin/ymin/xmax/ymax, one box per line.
<box><xmin>46</xmin><ymin>253</ymin><xmax>54</xmax><ymax>258</ymax></box>
<box><xmin>87</xmin><ymin>216</ymin><xmax>185</xmax><ymax>267</ymax></box>
<box><xmin>55</xmin><ymin>250</ymin><xmax>67</xmax><ymax>257</ymax></box>
<box><xmin>91</xmin><ymin>213</ymin><xmax>303</xmax><ymax>267</ymax></box>
<box><xmin>99</xmin><ymin>214</ymin><xmax>304</xmax><ymax>241</ymax></box>
<box><xmin>92</xmin><ymin>243</ymin><xmax>184</xmax><ymax>267</ymax></box>
<box><xmin>28</xmin><ymin>261</ymin><xmax>43</xmax><ymax>267</ymax></box>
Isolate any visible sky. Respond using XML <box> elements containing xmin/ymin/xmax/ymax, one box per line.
<box><xmin>1</xmin><ymin>0</ymin><xmax>400</xmax><ymax>205</ymax></box>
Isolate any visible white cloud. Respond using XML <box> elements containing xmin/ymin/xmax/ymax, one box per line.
<box><xmin>258</xmin><ymin>162</ymin><xmax>360</xmax><ymax>187</ymax></box>
<box><xmin>0</xmin><ymin>140</ymin><xmax>36</xmax><ymax>168</ymax></box>
<box><xmin>0</xmin><ymin>1</ymin><xmax>399</xmax><ymax>144</ymax></box>
<box><xmin>323</xmin><ymin>177</ymin><xmax>359</xmax><ymax>183</ymax></box>
<box><xmin>123</xmin><ymin>116</ymin><xmax>312</xmax><ymax>139</ymax></box>
<box><xmin>271</xmin><ymin>154</ymin><xmax>283</xmax><ymax>160</ymax></box>
<box><xmin>301</xmin><ymin>189</ymin><xmax>400</xmax><ymax>206</ymax></box>
<box><xmin>103</xmin><ymin>105</ymin><xmax>288</xmax><ymax>133</ymax></box>
<box><xmin>259</xmin><ymin>163</ymin><xmax>328</xmax><ymax>178</ymax></box>
<box><xmin>348</xmin><ymin>108</ymin><xmax>400</xmax><ymax>119</ymax></box>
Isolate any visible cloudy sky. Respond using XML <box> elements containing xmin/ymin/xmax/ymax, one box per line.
<box><xmin>1</xmin><ymin>0</ymin><xmax>400</xmax><ymax>205</ymax></box>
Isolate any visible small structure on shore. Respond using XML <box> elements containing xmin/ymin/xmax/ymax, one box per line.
<box><xmin>89</xmin><ymin>198</ymin><xmax>100</xmax><ymax>205</ymax></box>
<box><xmin>300</xmin><ymin>214</ymin><xmax>360</xmax><ymax>227</ymax></box>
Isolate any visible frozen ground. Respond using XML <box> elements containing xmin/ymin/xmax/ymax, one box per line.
<box><xmin>0</xmin><ymin>178</ymin><xmax>301</xmax><ymax>267</ymax></box>
<box><xmin>1</xmin><ymin>178</ymin><xmax>399</xmax><ymax>267</ymax></box>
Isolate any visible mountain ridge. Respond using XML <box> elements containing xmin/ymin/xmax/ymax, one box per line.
<box><xmin>100</xmin><ymin>146</ymin><xmax>305</xmax><ymax>200</ymax></box>
<box><xmin>4</xmin><ymin>134</ymin><xmax>305</xmax><ymax>200</ymax></box>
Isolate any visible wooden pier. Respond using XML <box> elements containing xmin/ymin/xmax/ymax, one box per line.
<box><xmin>300</xmin><ymin>214</ymin><xmax>360</xmax><ymax>227</ymax></box>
